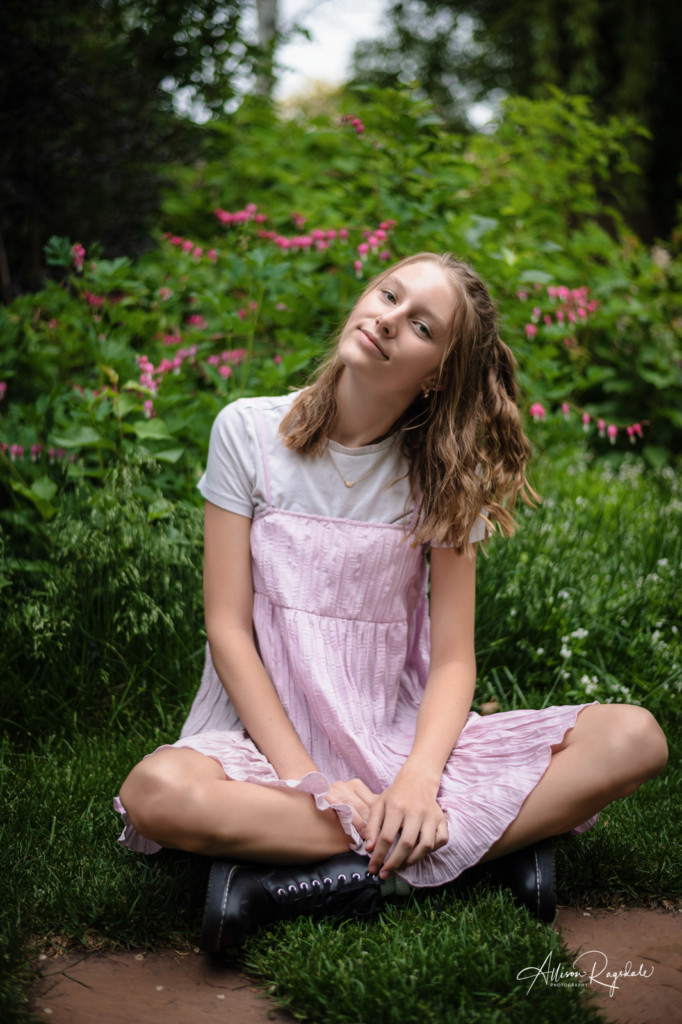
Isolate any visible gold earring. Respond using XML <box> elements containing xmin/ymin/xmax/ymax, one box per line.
<box><xmin>422</xmin><ymin>383</ymin><xmax>433</xmax><ymax>398</ymax></box>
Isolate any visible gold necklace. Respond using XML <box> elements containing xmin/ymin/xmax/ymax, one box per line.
<box><xmin>326</xmin><ymin>442</ymin><xmax>394</xmax><ymax>488</ymax></box>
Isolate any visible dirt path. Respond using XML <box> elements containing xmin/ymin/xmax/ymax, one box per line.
<box><xmin>33</xmin><ymin>907</ymin><xmax>682</xmax><ymax>1024</ymax></box>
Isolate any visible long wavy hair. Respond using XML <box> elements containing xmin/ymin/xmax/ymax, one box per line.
<box><xmin>279</xmin><ymin>252</ymin><xmax>538</xmax><ymax>552</ymax></box>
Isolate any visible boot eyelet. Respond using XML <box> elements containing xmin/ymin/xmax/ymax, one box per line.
<box><xmin>351</xmin><ymin>872</ymin><xmax>361</xmax><ymax>881</ymax></box>
<box><xmin>276</xmin><ymin>887</ymin><xmax>286</xmax><ymax>896</ymax></box>
<box><xmin>312</xmin><ymin>879</ymin><xmax>321</xmax><ymax>888</ymax></box>
<box><xmin>288</xmin><ymin>884</ymin><xmax>298</xmax><ymax>894</ymax></box>
<box><xmin>299</xmin><ymin>882</ymin><xmax>309</xmax><ymax>891</ymax></box>
<box><xmin>337</xmin><ymin>873</ymin><xmax>347</xmax><ymax>883</ymax></box>
<box><xmin>323</xmin><ymin>876</ymin><xmax>332</xmax><ymax>885</ymax></box>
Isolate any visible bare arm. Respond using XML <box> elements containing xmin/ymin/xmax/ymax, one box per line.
<box><xmin>203</xmin><ymin>500</ymin><xmax>318</xmax><ymax>780</ymax></box>
<box><xmin>365</xmin><ymin>543</ymin><xmax>478</xmax><ymax>875</ymax></box>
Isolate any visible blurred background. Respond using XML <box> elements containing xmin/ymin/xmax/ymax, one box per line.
<box><xmin>2</xmin><ymin>0</ymin><xmax>680</xmax><ymax>297</ymax></box>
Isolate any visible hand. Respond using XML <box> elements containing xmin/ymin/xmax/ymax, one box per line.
<box><xmin>364</xmin><ymin>765</ymin><xmax>448</xmax><ymax>879</ymax></box>
<box><xmin>324</xmin><ymin>778</ymin><xmax>380</xmax><ymax>835</ymax></box>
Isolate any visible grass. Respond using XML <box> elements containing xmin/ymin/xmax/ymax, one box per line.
<box><xmin>1</xmin><ymin>452</ymin><xmax>680</xmax><ymax>1023</ymax></box>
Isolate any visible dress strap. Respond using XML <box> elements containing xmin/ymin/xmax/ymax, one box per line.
<box><xmin>256</xmin><ymin>407</ymin><xmax>272</xmax><ymax>507</ymax></box>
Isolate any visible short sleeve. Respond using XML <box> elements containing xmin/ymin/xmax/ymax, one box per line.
<box><xmin>197</xmin><ymin>401</ymin><xmax>257</xmax><ymax>517</ymax></box>
<box><xmin>430</xmin><ymin>511</ymin><xmax>489</xmax><ymax>549</ymax></box>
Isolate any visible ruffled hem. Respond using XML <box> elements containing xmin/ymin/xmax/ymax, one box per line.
<box><xmin>113</xmin><ymin>729</ymin><xmax>364</xmax><ymax>856</ymax></box>
<box><xmin>113</xmin><ymin>704</ymin><xmax>600</xmax><ymax>883</ymax></box>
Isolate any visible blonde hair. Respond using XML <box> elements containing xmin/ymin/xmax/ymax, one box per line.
<box><xmin>280</xmin><ymin>252</ymin><xmax>537</xmax><ymax>552</ymax></box>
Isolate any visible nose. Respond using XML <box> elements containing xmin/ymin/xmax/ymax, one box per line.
<box><xmin>375</xmin><ymin>313</ymin><xmax>396</xmax><ymax>336</ymax></box>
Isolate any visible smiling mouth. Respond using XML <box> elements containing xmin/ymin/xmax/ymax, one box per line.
<box><xmin>360</xmin><ymin>328</ymin><xmax>389</xmax><ymax>359</ymax></box>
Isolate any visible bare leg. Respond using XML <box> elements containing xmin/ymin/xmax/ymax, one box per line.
<box><xmin>119</xmin><ymin>748</ymin><xmax>350</xmax><ymax>862</ymax></box>
<box><xmin>481</xmin><ymin>704</ymin><xmax>668</xmax><ymax>861</ymax></box>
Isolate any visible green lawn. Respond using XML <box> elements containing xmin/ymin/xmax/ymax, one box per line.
<box><xmin>1</xmin><ymin>454</ymin><xmax>680</xmax><ymax>1023</ymax></box>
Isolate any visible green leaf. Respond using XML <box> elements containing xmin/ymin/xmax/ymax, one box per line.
<box><xmin>9</xmin><ymin>480</ymin><xmax>57</xmax><ymax>520</ymax></box>
<box><xmin>44</xmin><ymin>236</ymin><xmax>73</xmax><ymax>268</ymax></box>
<box><xmin>132</xmin><ymin>418</ymin><xmax>174</xmax><ymax>441</ymax></box>
<box><xmin>147</xmin><ymin>498</ymin><xmax>175</xmax><ymax>522</ymax></box>
<box><xmin>464</xmin><ymin>215</ymin><xmax>499</xmax><ymax>246</ymax></box>
<box><xmin>519</xmin><ymin>270</ymin><xmax>554</xmax><ymax>284</ymax></box>
<box><xmin>31</xmin><ymin>476</ymin><xmax>58</xmax><ymax>503</ymax></box>
<box><xmin>153</xmin><ymin>447</ymin><xmax>185</xmax><ymax>464</ymax></box>
<box><xmin>642</xmin><ymin>445</ymin><xmax>669</xmax><ymax>470</ymax></box>
<box><xmin>117</xmin><ymin>392</ymin><xmax>140</xmax><ymax>418</ymax></box>
<box><xmin>51</xmin><ymin>427</ymin><xmax>105</xmax><ymax>447</ymax></box>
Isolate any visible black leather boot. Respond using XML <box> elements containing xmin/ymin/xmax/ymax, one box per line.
<box><xmin>200</xmin><ymin>851</ymin><xmax>384</xmax><ymax>952</ymax></box>
<box><xmin>455</xmin><ymin>838</ymin><xmax>557</xmax><ymax>922</ymax></box>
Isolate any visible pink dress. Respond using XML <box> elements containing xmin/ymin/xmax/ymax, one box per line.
<box><xmin>115</xmin><ymin>409</ymin><xmax>597</xmax><ymax>885</ymax></box>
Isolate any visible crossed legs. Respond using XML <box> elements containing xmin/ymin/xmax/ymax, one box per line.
<box><xmin>118</xmin><ymin>703</ymin><xmax>668</xmax><ymax>867</ymax></box>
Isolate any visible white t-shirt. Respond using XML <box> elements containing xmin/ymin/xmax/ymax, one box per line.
<box><xmin>197</xmin><ymin>392</ymin><xmax>487</xmax><ymax>546</ymax></box>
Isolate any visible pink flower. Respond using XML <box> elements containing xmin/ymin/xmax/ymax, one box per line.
<box><xmin>158</xmin><ymin>287</ymin><xmax>174</xmax><ymax>301</ymax></box>
<box><xmin>561</xmin><ymin>403</ymin><xmax>570</xmax><ymax>420</ymax></box>
<box><xmin>192</xmin><ymin>247</ymin><xmax>203</xmax><ymax>259</ymax></box>
<box><xmin>207</xmin><ymin>249</ymin><xmax>218</xmax><ymax>262</ymax></box>
<box><xmin>71</xmin><ymin>243</ymin><xmax>86</xmax><ymax>271</ymax></box>
<box><xmin>85</xmin><ymin>291</ymin><xmax>105</xmax><ymax>308</ymax></box>
<box><xmin>357</xmin><ymin>242</ymin><xmax>369</xmax><ymax>258</ymax></box>
<box><xmin>354</xmin><ymin>260</ymin><xmax>363</xmax><ymax>278</ymax></box>
<box><xmin>143</xmin><ymin>400</ymin><xmax>155</xmax><ymax>419</ymax></box>
<box><xmin>529</xmin><ymin>402</ymin><xmax>546</xmax><ymax>422</ymax></box>
<box><xmin>31</xmin><ymin>444</ymin><xmax>43</xmax><ymax>461</ymax></box>
<box><xmin>597</xmin><ymin>419</ymin><xmax>606</xmax><ymax>438</ymax></box>
<box><xmin>292</xmin><ymin>213</ymin><xmax>306</xmax><ymax>228</ymax></box>
<box><xmin>0</xmin><ymin>381</ymin><xmax>6</xmax><ymax>401</ymax></box>
<box><xmin>221</xmin><ymin>349</ymin><xmax>247</xmax><ymax>364</ymax></box>
<box><xmin>10</xmin><ymin>443</ymin><xmax>24</xmax><ymax>460</ymax></box>
<box><xmin>218</xmin><ymin>365</ymin><xmax>232</xmax><ymax>378</ymax></box>
<box><xmin>607</xmin><ymin>424</ymin><xmax>618</xmax><ymax>445</ymax></box>
<box><xmin>168</xmin><ymin>236</ymin><xmax>184</xmax><ymax>246</ymax></box>
<box><xmin>187</xmin><ymin>314</ymin><xmax>207</xmax><ymax>329</ymax></box>
<box><xmin>379</xmin><ymin>250</ymin><xmax>391</xmax><ymax>261</ymax></box>
<box><xmin>524</xmin><ymin>324</ymin><xmax>538</xmax><ymax>337</ymax></box>
<box><xmin>517</xmin><ymin>291</ymin><xmax>528</xmax><ymax>301</ymax></box>
<box><xmin>582</xmin><ymin>413</ymin><xmax>590</xmax><ymax>432</ymax></box>
<box><xmin>181</xmin><ymin>240</ymin><xmax>194</xmax><ymax>252</ymax></box>
<box><xmin>339</xmin><ymin>228</ymin><xmax>349</xmax><ymax>241</ymax></box>
<box><xmin>237</xmin><ymin>309</ymin><xmax>247</xmax><ymax>321</ymax></box>
<box><xmin>543</xmin><ymin>315</ymin><xmax>552</xmax><ymax>326</ymax></box>
<box><xmin>48</xmin><ymin>319</ymin><xmax>57</xmax><ymax>330</ymax></box>
<box><xmin>273</xmin><ymin>354</ymin><xmax>282</xmax><ymax>365</ymax></box>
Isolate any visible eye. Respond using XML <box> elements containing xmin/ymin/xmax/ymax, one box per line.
<box><xmin>382</xmin><ymin>289</ymin><xmax>397</xmax><ymax>304</ymax></box>
<box><xmin>414</xmin><ymin>321</ymin><xmax>431</xmax><ymax>338</ymax></box>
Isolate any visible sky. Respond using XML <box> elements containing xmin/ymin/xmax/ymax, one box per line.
<box><xmin>274</xmin><ymin>0</ymin><xmax>388</xmax><ymax>100</ymax></box>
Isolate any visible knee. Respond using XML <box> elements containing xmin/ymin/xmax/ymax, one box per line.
<box><xmin>610</xmin><ymin>705</ymin><xmax>668</xmax><ymax>785</ymax></box>
<box><xmin>119</xmin><ymin>755</ymin><xmax>190</xmax><ymax>840</ymax></box>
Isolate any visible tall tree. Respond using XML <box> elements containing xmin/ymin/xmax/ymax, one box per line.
<box><xmin>0</xmin><ymin>0</ymin><xmax>250</xmax><ymax>298</ymax></box>
<box><xmin>351</xmin><ymin>0</ymin><xmax>682</xmax><ymax>240</ymax></box>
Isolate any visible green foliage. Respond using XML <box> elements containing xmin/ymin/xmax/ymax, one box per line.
<box><xmin>0</xmin><ymin>460</ymin><xmax>205</xmax><ymax>740</ymax></box>
<box><xmin>2</xmin><ymin>91</ymin><xmax>680</xmax><ymax>541</ymax></box>
<box><xmin>474</xmin><ymin>457</ymin><xmax>682</xmax><ymax>718</ymax></box>
<box><xmin>0</xmin><ymin>0</ymin><xmax>251</xmax><ymax>297</ymax></box>
<box><xmin>350</xmin><ymin>0</ymin><xmax>682</xmax><ymax>239</ymax></box>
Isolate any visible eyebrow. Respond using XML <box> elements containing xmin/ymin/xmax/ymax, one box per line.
<box><xmin>383</xmin><ymin>273</ymin><xmax>449</xmax><ymax>336</ymax></box>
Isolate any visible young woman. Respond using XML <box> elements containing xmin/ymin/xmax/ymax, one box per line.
<box><xmin>116</xmin><ymin>253</ymin><xmax>668</xmax><ymax>950</ymax></box>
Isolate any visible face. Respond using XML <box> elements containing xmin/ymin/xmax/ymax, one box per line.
<box><xmin>337</xmin><ymin>260</ymin><xmax>456</xmax><ymax>403</ymax></box>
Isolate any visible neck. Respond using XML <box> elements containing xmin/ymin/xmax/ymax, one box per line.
<box><xmin>329</xmin><ymin>369</ymin><xmax>412</xmax><ymax>448</ymax></box>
